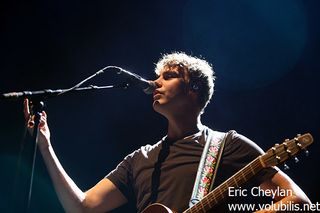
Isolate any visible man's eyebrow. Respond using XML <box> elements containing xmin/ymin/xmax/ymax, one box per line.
<box><xmin>163</xmin><ymin>70</ymin><xmax>173</xmax><ymax>73</ymax></box>
<box><xmin>164</xmin><ymin>69</ymin><xmax>180</xmax><ymax>73</ymax></box>
<box><xmin>158</xmin><ymin>70</ymin><xmax>175</xmax><ymax>75</ymax></box>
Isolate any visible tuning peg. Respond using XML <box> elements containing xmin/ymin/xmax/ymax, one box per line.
<box><xmin>294</xmin><ymin>157</ymin><xmax>299</xmax><ymax>163</ymax></box>
<box><xmin>304</xmin><ymin>149</ymin><xmax>309</xmax><ymax>157</ymax></box>
<box><xmin>296</xmin><ymin>133</ymin><xmax>301</xmax><ymax>137</ymax></box>
<box><xmin>283</xmin><ymin>164</ymin><xmax>290</xmax><ymax>170</ymax></box>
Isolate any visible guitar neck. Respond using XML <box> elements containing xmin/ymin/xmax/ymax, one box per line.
<box><xmin>184</xmin><ymin>157</ymin><xmax>264</xmax><ymax>213</ymax></box>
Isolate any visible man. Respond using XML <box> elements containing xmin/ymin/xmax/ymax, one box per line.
<box><xmin>24</xmin><ymin>52</ymin><xmax>311</xmax><ymax>212</ymax></box>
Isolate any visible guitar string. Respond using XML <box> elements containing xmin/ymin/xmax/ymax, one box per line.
<box><xmin>186</xmin><ymin>158</ymin><xmax>262</xmax><ymax>213</ymax></box>
<box><xmin>185</xmin><ymin>141</ymin><xmax>300</xmax><ymax>213</ymax></box>
<box><xmin>192</xmin><ymin>147</ymin><xmax>294</xmax><ymax>213</ymax></box>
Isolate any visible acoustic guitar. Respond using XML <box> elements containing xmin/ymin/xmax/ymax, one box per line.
<box><xmin>141</xmin><ymin>133</ymin><xmax>313</xmax><ymax>213</ymax></box>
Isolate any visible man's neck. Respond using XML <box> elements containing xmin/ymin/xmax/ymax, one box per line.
<box><xmin>166</xmin><ymin>114</ymin><xmax>203</xmax><ymax>141</ymax></box>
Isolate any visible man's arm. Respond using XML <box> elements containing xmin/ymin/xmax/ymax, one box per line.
<box><xmin>84</xmin><ymin>178</ymin><xmax>128</xmax><ymax>212</ymax></box>
<box><xmin>24</xmin><ymin>99</ymin><xmax>127</xmax><ymax>212</ymax></box>
<box><xmin>39</xmin><ymin>144</ymin><xmax>127</xmax><ymax>212</ymax></box>
<box><xmin>256</xmin><ymin>170</ymin><xmax>311</xmax><ymax>213</ymax></box>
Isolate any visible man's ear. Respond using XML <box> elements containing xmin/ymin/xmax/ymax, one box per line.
<box><xmin>190</xmin><ymin>83</ymin><xmax>199</xmax><ymax>92</ymax></box>
<box><xmin>188</xmin><ymin>83</ymin><xmax>199</xmax><ymax>101</ymax></box>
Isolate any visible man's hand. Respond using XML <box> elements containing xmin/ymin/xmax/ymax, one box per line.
<box><xmin>23</xmin><ymin>98</ymin><xmax>51</xmax><ymax>149</ymax></box>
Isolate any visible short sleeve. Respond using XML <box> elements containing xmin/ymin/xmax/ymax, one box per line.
<box><xmin>105</xmin><ymin>152</ymin><xmax>135</xmax><ymax>200</ymax></box>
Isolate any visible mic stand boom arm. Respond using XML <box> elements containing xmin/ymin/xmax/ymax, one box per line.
<box><xmin>0</xmin><ymin>84</ymin><xmax>128</xmax><ymax>100</ymax></box>
<box><xmin>1</xmin><ymin>65</ymin><xmax>129</xmax><ymax>212</ymax></box>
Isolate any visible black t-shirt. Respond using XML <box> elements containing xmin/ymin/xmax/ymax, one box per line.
<box><xmin>106</xmin><ymin>128</ymin><xmax>278</xmax><ymax>212</ymax></box>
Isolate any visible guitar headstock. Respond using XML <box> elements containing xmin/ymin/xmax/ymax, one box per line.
<box><xmin>261</xmin><ymin>133</ymin><xmax>313</xmax><ymax>168</ymax></box>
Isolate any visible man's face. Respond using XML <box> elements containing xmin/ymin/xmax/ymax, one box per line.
<box><xmin>152</xmin><ymin>64</ymin><xmax>196</xmax><ymax>117</ymax></box>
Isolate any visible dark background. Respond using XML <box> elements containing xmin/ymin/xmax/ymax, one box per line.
<box><xmin>0</xmin><ymin>0</ymin><xmax>319</xmax><ymax>212</ymax></box>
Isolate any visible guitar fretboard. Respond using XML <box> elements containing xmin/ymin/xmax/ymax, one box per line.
<box><xmin>183</xmin><ymin>157</ymin><xmax>263</xmax><ymax>213</ymax></box>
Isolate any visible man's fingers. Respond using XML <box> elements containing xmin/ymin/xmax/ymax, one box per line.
<box><xmin>38</xmin><ymin>112</ymin><xmax>48</xmax><ymax>128</ymax></box>
<box><xmin>23</xmin><ymin>98</ymin><xmax>31</xmax><ymax>120</ymax></box>
<box><xmin>28</xmin><ymin>118</ymin><xmax>35</xmax><ymax>128</ymax></box>
<box><xmin>42</xmin><ymin>111</ymin><xmax>47</xmax><ymax>119</ymax></box>
<box><xmin>24</xmin><ymin>99</ymin><xmax>48</xmax><ymax>129</ymax></box>
<box><xmin>39</xmin><ymin>119</ymin><xmax>45</xmax><ymax>128</ymax></box>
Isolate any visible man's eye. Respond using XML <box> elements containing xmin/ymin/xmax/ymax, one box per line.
<box><xmin>164</xmin><ymin>72</ymin><xmax>177</xmax><ymax>79</ymax></box>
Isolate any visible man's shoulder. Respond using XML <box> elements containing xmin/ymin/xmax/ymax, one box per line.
<box><xmin>126</xmin><ymin>138</ymin><xmax>163</xmax><ymax>160</ymax></box>
<box><xmin>206</xmin><ymin>127</ymin><xmax>250</xmax><ymax>143</ymax></box>
<box><xmin>205</xmin><ymin>126</ymin><xmax>237</xmax><ymax>142</ymax></box>
<box><xmin>205</xmin><ymin>127</ymin><xmax>258</xmax><ymax>150</ymax></box>
<box><xmin>140</xmin><ymin>140</ymin><xmax>163</xmax><ymax>157</ymax></box>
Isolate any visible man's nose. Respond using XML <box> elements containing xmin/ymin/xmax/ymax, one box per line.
<box><xmin>153</xmin><ymin>78</ymin><xmax>162</xmax><ymax>88</ymax></box>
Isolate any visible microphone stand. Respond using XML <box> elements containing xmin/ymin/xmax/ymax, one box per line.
<box><xmin>14</xmin><ymin>85</ymin><xmax>127</xmax><ymax>213</ymax></box>
<box><xmin>27</xmin><ymin>100</ymin><xmax>43</xmax><ymax>212</ymax></box>
<box><xmin>1</xmin><ymin>66</ymin><xmax>129</xmax><ymax>212</ymax></box>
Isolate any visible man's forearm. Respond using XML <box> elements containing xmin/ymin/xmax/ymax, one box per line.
<box><xmin>39</xmin><ymin>143</ymin><xmax>86</xmax><ymax>213</ymax></box>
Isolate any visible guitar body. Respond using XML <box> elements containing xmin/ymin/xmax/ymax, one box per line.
<box><xmin>141</xmin><ymin>203</ymin><xmax>176</xmax><ymax>213</ymax></box>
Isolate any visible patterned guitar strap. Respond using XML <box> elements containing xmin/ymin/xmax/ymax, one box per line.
<box><xmin>189</xmin><ymin>128</ymin><xmax>230</xmax><ymax>207</ymax></box>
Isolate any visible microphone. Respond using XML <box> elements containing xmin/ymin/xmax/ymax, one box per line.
<box><xmin>116</xmin><ymin>68</ymin><xmax>157</xmax><ymax>94</ymax></box>
<box><xmin>0</xmin><ymin>66</ymin><xmax>157</xmax><ymax>100</ymax></box>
